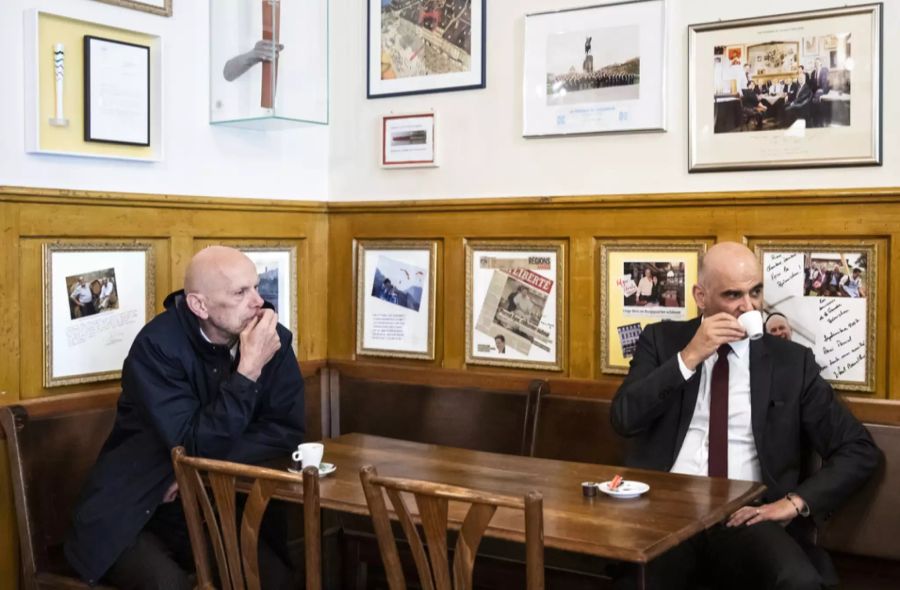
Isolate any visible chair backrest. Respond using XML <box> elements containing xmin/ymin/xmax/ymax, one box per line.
<box><xmin>0</xmin><ymin>390</ymin><xmax>119</xmax><ymax>589</ymax></box>
<box><xmin>359</xmin><ymin>464</ymin><xmax>544</xmax><ymax>590</ymax></box>
<box><xmin>171</xmin><ymin>447</ymin><xmax>321</xmax><ymax>590</ymax></box>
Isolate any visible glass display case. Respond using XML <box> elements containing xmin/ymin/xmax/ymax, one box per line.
<box><xmin>210</xmin><ymin>0</ymin><xmax>328</xmax><ymax>130</ymax></box>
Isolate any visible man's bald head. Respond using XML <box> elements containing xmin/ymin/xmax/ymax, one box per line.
<box><xmin>184</xmin><ymin>246</ymin><xmax>255</xmax><ymax>296</ymax></box>
<box><xmin>694</xmin><ymin>242</ymin><xmax>764</xmax><ymax>317</ymax></box>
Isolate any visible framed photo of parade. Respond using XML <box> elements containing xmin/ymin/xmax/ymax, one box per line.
<box><xmin>356</xmin><ymin>240</ymin><xmax>437</xmax><ymax>360</ymax></box>
<box><xmin>599</xmin><ymin>241</ymin><xmax>706</xmax><ymax>375</ymax></box>
<box><xmin>688</xmin><ymin>4</ymin><xmax>882</xmax><ymax>172</ymax></box>
<box><xmin>43</xmin><ymin>241</ymin><xmax>155</xmax><ymax>387</ymax></box>
<box><xmin>465</xmin><ymin>240</ymin><xmax>565</xmax><ymax>371</ymax></box>
<box><xmin>522</xmin><ymin>0</ymin><xmax>666</xmax><ymax>137</ymax></box>
<box><xmin>752</xmin><ymin>240</ymin><xmax>880</xmax><ymax>393</ymax></box>
<box><xmin>367</xmin><ymin>0</ymin><xmax>485</xmax><ymax>98</ymax></box>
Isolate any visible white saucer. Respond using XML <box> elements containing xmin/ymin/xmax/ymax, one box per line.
<box><xmin>288</xmin><ymin>462</ymin><xmax>337</xmax><ymax>477</ymax></box>
<box><xmin>597</xmin><ymin>480</ymin><xmax>649</xmax><ymax>499</ymax></box>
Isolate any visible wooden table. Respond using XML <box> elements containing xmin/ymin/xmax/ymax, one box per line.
<box><xmin>273</xmin><ymin>433</ymin><xmax>765</xmax><ymax>567</ymax></box>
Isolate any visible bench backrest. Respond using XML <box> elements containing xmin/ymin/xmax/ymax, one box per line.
<box><xmin>531</xmin><ymin>394</ymin><xmax>626</xmax><ymax>466</ymax></box>
<box><xmin>1</xmin><ymin>390</ymin><xmax>119</xmax><ymax>588</ymax></box>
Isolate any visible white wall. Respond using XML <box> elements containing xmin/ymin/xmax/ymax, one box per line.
<box><xmin>0</xmin><ymin>0</ymin><xmax>329</xmax><ymax>200</ymax></box>
<box><xmin>329</xmin><ymin>0</ymin><xmax>900</xmax><ymax>201</ymax></box>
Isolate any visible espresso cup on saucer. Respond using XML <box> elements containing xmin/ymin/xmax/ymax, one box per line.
<box><xmin>738</xmin><ymin>310</ymin><xmax>764</xmax><ymax>341</ymax></box>
<box><xmin>293</xmin><ymin>442</ymin><xmax>324</xmax><ymax>470</ymax></box>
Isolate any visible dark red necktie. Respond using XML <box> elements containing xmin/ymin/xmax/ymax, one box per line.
<box><xmin>708</xmin><ymin>344</ymin><xmax>731</xmax><ymax>478</ymax></box>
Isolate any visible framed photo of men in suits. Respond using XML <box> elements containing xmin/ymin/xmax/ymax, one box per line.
<box><xmin>689</xmin><ymin>4</ymin><xmax>882</xmax><ymax>171</ymax></box>
<box><xmin>599</xmin><ymin>241</ymin><xmax>707</xmax><ymax>375</ymax></box>
<box><xmin>752</xmin><ymin>240</ymin><xmax>882</xmax><ymax>394</ymax></box>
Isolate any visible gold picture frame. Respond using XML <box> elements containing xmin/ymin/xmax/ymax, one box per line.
<box><xmin>751</xmin><ymin>239</ymin><xmax>879</xmax><ymax>393</ymax></box>
<box><xmin>599</xmin><ymin>240</ymin><xmax>707</xmax><ymax>375</ymax></box>
<box><xmin>43</xmin><ymin>240</ymin><xmax>156</xmax><ymax>387</ymax></box>
<box><xmin>465</xmin><ymin>239</ymin><xmax>566</xmax><ymax>371</ymax></box>
<box><xmin>355</xmin><ymin>240</ymin><xmax>437</xmax><ymax>360</ymax></box>
<box><xmin>93</xmin><ymin>0</ymin><xmax>172</xmax><ymax>17</ymax></box>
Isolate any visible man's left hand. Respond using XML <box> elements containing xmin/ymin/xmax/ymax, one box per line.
<box><xmin>726</xmin><ymin>498</ymin><xmax>796</xmax><ymax>528</ymax></box>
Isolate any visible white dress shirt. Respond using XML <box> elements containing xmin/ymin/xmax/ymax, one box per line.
<box><xmin>671</xmin><ymin>338</ymin><xmax>762</xmax><ymax>482</ymax></box>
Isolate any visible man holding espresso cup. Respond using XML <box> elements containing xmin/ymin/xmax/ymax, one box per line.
<box><xmin>611</xmin><ymin>242</ymin><xmax>878</xmax><ymax>590</ymax></box>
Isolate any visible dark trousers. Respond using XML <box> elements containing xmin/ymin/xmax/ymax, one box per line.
<box><xmin>105</xmin><ymin>499</ymin><xmax>294</xmax><ymax>590</ymax></box>
<box><xmin>615</xmin><ymin>521</ymin><xmax>832</xmax><ymax>590</ymax></box>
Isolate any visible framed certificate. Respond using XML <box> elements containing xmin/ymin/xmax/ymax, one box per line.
<box><xmin>84</xmin><ymin>35</ymin><xmax>151</xmax><ymax>146</ymax></box>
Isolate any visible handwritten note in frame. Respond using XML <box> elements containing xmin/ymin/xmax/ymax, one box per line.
<box><xmin>753</xmin><ymin>241</ymin><xmax>878</xmax><ymax>394</ymax></box>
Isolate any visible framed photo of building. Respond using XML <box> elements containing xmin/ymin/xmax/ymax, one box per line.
<box><xmin>92</xmin><ymin>1</ymin><xmax>172</xmax><ymax>17</ymax></box>
<box><xmin>43</xmin><ymin>241</ymin><xmax>155</xmax><ymax>387</ymax></box>
<box><xmin>356</xmin><ymin>240</ymin><xmax>437</xmax><ymax>360</ymax></box>
<box><xmin>465</xmin><ymin>240</ymin><xmax>565</xmax><ymax>371</ymax></box>
<box><xmin>689</xmin><ymin>4</ymin><xmax>882</xmax><ymax>171</ymax></box>
<box><xmin>381</xmin><ymin>112</ymin><xmax>437</xmax><ymax>168</ymax></box>
<box><xmin>753</xmin><ymin>240</ymin><xmax>879</xmax><ymax>393</ymax></box>
<box><xmin>522</xmin><ymin>0</ymin><xmax>666</xmax><ymax>136</ymax></box>
<box><xmin>600</xmin><ymin>241</ymin><xmax>706</xmax><ymax>375</ymax></box>
<box><xmin>367</xmin><ymin>0</ymin><xmax>485</xmax><ymax>98</ymax></box>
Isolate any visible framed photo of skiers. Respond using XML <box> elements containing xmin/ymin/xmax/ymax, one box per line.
<box><xmin>522</xmin><ymin>0</ymin><xmax>667</xmax><ymax>136</ymax></box>
<box><xmin>465</xmin><ymin>240</ymin><xmax>566</xmax><ymax>371</ymax></box>
<box><xmin>43</xmin><ymin>240</ymin><xmax>155</xmax><ymax>387</ymax></box>
<box><xmin>356</xmin><ymin>240</ymin><xmax>438</xmax><ymax>360</ymax></box>
<box><xmin>367</xmin><ymin>0</ymin><xmax>486</xmax><ymax>98</ymax></box>
<box><xmin>688</xmin><ymin>4</ymin><xmax>883</xmax><ymax>171</ymax></box>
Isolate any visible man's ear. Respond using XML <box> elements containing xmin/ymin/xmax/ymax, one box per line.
<box><xmin>693</xmin><ymin>283</ymin><xmax>706</xmax><ymax>314</ymax></box>
<box><xmin>185</xmin><ymin>292</ymin><xmax>208</xmax><ymax>319</ymax></box>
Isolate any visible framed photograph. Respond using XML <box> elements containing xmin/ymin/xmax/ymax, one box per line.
<box><xmin>465</xmin><ymin>240</ymin><xmax>565</xmax><ymax>371</ymax></box>
<box><xmin>522</xmin><ymin>0</ymin><xmax>666</xmax><ymax>137</ymax></box>
<box><xmin>356</xmin><ymin>240</ymin><xmax>437</xmax><ymax>360</ymax></box>
<box><xmin>92</xmin><ymin>1</ymin><xmax>172</xmax><ymax>17</ymax></box>
<box><xmin>381</xmin><ymin>112</ymin><xmax>437</xmax><ymax>168</ymax></box>
<box><xmin>367</xmin><ymin>0</ymin><xmax>485</xmax><ymax>98</ymax></box>
<box><xmin>241</xmin><ymin>245</ymin><xmax>299</xmax><ymax>353</ymax></box>
<box><xmin>753</xmin><ymin>241</ymin><xmax>878</xmax><ymax>393</ymax></box>
<box><xmin>84</xmin><ymin>35</ymin><xmax>151</xmax><ymax>146</ymax></box>
<box><xmin>600</xmin><ymin>241</ymin><xmax>706</xmax><ymax>375</ymax></box>
<box><xmin>43</xmin><ymin>241</ymin><xmax>155</xmax><ymax>387</ymax></box>
<box><xmin>689</xmin><ymin>4</ymin><xmax>882</xmax><ymax>171</ymax></box>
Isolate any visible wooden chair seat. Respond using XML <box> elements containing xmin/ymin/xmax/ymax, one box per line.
<box><xmin>171</xmin><ymin>446</ymin><xmax>322</xmax><ymax>590</ymax></box>
<box><xmin>359</xmin><ymin>464</ymin><xmax>544</xmax><ymax>590</ymax></box>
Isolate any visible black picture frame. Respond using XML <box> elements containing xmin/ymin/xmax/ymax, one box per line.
<box><xmin>367</xmin><ymin>0</ymin><xmax>486</xmax><ymax>99</ymax></box>
<box><xmin>84</xmin><ymin>35</ymin><xmax>151</xmax><ymax>146</ymax></box>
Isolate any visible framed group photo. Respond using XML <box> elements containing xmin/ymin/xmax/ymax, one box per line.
<box><xmin>356</xmin><ymin>240</ymin><xmax>437</xmax><ymax>360</ymax></box>
<box><xmin>43</xmin><ymin>241</ymin><xmax>155</xmax><ymax>387</ymax></box>
<box><xmin>523</xmin><ymin>0</ymin><xmax>666</xmax><ymax>136</ymax></box>
<box><xmin>465</xmin><ymin>240</ymin><xmax>565</xmax><ymax>371</ymax></box>
<box><xmin>753</xmin><ymin>240</ymin><xmax>879</xmax><ymax>393</ymax></box>
<box><xmin>367</xmin><ymin>0</ymin><xmax>485</xmax><ymax>98</ymax></box>
<box><xmin>599</xmin><ymin>241</ymin><xmax>706</xmax><ymax>375</ymax></box>
<box><xmin>688</xmin><ymin>4</ymin><xmax>882</xmax><ymax>171</ymax></box>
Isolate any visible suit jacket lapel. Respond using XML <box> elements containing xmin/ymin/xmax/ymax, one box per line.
<box><xmin>673</xmin><ymin>318</ymin><xmax>703</xmax><ymax>463</ymax></box>
<box><xmin>750</xmin><ymin>337</ymin><xmax>773</xmax><ymax>453</ymax></box>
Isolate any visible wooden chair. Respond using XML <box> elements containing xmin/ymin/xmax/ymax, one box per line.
<box><xmin>171</xmin><ymin>447</ymin><xmax>321</xmax><ymax>590</ymax></box>
<box><xmin>359</xmin><ymin>464</ymin><xmax>544</xmax><ymax>590</ymax></box>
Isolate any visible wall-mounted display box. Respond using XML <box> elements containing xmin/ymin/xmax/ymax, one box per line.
<box><xmin>23</xmin><ymin>9</ymin><xmax>163</xmax><ymax>161</ymax></box>
<box><xmin>210</xmin><ymin>0</ymin><xmax>329</xmax><ymax>130</ymax></box>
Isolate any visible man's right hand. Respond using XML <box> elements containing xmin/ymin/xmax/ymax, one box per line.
<box><xmin>680</xmin><ymin>312</ymin><xmax>747</xmax><ymax>371</ymax></box>
<box><xmin>236</xmin><ymin>309</ymin><xmax>281</xmax><ymax>382</ymax></box>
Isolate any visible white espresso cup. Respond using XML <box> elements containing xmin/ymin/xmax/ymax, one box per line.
<box><xmin>292</xmin><ymin>442</ymin><xmax>324</xmax><ymax>469</ymax></box>
<box><xmin>738</xmin><ymin>310</ymin><xmax>764</xmax><ymax>341</ymax></box>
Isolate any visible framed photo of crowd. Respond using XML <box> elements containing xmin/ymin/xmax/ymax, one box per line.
<box><xmin>356</xmin><ymin>240</ymin><xmax>437</xmax><ymax>360</ymax></box>
<box><xmin>43</xmin><ymin>241</ymin><xmax>155</xmax><ymax>387</ymax></box>
<box><xmin>367</xmin><ymin>0</ymin><xmax>485</xmax><ymax>98</ymax></box>
<box><xmin>522</xmin><ymin>0</ymin><xmax>666</xmax><ymax>136</ymax></box>
<box><xmin>599</xmin><ymin>241</ymin><xmax>707</xmax><ymax>375</ymax></box>
<box><xmin>465</xmin><ymin>240</ymin><xmax>566</xmax><ymax>371</ymax></box>
<box><xmin>752</xmin><ymin>240</ymin><xmax>880</xmax><ymax>393</ymax></box>
<box><xmin>688</xmin><ymin>4</ymin><xmax>882</xmax><ymax>171</ymax></box>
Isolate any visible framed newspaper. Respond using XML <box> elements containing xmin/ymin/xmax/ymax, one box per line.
<box><xmin>752</xmin><ymin>240</ymin><xmax>879</xmax><ymax>393</ymax></box>
<box><xmin>356</xmin><ymin>240</ymin><xmax>437</xmax><ymax>360</ymax></box>
<box><xmin>600</xmin><ymin>241</ymin><xmax>707</xmax><ymax>375</ymax></box>
<box><xmin>465</xmin><ymin>240</ymin><xmax>565</xmax><ymax>371</ymax></box>
<box><xmin>43</xmin><ymin>240</ymin><xmax>155</xmax><ymax>387</ymax></box>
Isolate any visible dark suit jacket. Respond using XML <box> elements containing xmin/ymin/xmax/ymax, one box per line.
<box><xmin>610</xmin><ymin>318</ymin><xmax>878</xmax><ymax>526</ymax></box>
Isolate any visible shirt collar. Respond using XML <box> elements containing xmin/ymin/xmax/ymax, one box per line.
<box><xmin>199</xmin><ymin>327</ymin><xmax>239</xmax><ymax>360</ymax></box>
